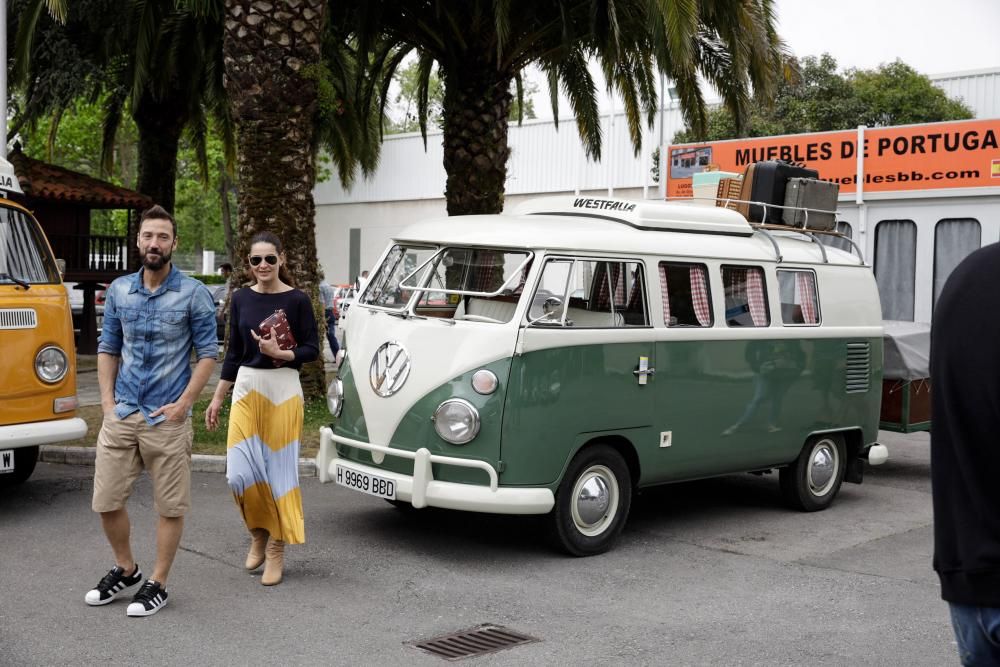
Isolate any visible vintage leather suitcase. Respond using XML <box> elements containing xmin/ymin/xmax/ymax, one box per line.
<box><xmin>740</xmin><ymin>161</ymin><xmax>819</xmax><ymax>223</ymax></box>
<box><xmin>782</xmin><ymin>177</ymin><xmax>839</xmax><ymax>230</ymax></box>
<box><xmin>715</xmin><ymin>177</ymin><xmax>743</xmax><ymax>210</ymax></box>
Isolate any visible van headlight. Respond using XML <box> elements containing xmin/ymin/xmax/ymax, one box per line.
<box><xmin>35</xmin><ymin>346</ymin><xmax>68</xmax><ymax>383</ymax></box>
<box><xmin>432</xmin><ymin>398</ymin><xmax>480</xmax><ymax>444</ymax></box>
<box><xmin>327</xmin><ymin>378</ymin><xmax>344</xmax><ymax>418</ymax></box>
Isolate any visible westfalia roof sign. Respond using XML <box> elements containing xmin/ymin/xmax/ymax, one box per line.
<box><xmin>666</xmin><ymin>119</ymin><xmax>1000</xmax><ymax>199</ymax></box>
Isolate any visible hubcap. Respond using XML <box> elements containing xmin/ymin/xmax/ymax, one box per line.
<box><xmin>571</xmin><ymin>465</ymin><xmax>619</xmax><ymax>536</ymax></box>
<box><xmin>807</xmin><ymin>440</ymin><xmax>838</xmax><ymax>496</ymax></box>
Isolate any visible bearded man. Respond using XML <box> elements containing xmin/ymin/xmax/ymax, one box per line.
<box><xmin>83</xmin><ymin>205</ymin><xmax>217</xmax><ymax>617</ymax></box>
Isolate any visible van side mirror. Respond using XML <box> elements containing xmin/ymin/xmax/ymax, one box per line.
<box><xmin>542</xmin><ymin>296</ymin><xmax>563</xmax><ymax>315</ymax></box>
<box><xmin>56</xmin><ymin>258</ymin><xmax>66</xmax><ymax>276</ymax></box>
<box><xmin>527</xmin><ymin>296</ymin><xmax>565</xmax><ymax>326</ymax></box>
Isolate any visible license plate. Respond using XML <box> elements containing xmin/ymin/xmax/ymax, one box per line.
<box><xmin>334</xmin><ymin>464</ymin><xmax>396</xmax><ymax>500</ymax></box>
<box><xmin>0</xmin><ymin>449</ymin><xmax>14</xmax><ymax>474</ymax></box>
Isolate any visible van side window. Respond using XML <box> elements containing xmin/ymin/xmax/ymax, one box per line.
<box><xmin>530</xmin><ymin>259</ymin><xmax>648</xmax><ymax>328</ymax></box>
<box><xmin>722</xmin><ymin>266</ymin><xmax>769</xmax><ymax>327</ymax></box>
<box><xmin>777</xmin><ymin>270</ymin><xmax>819</xmax><ymax>325</ymax></box>
<box><xmin>658</xmin><ymin>262</ymin><xmax>712</xmax><ymax>327</ymax></box>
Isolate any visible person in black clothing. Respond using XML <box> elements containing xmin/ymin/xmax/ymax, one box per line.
<box><xmin>205</xmin><ymin>231</ymin><xmax>319</xmax><ymax>586</ymax></box>
<box><xmin>931</xmin><ymin>243</ymin><xmax>1000</xmax><ymax>665</ymax></box>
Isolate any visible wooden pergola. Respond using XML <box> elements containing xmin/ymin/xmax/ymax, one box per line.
<box><xmin>8</xmin><ymin>144</ymin><xmax>153</xmax><ymax>353</ymax></box>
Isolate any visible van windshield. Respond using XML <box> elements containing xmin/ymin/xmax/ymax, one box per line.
<box><xmin>362</xmin><ymin>244</ymin><xmax>532</xmax><ymax>322</ymax></box>
<box><xmin>0</xmin><ymin>205</ymin><xmax>60</xmax><ymax>285</ymax></box>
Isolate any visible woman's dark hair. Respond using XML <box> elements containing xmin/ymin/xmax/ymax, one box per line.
<box><xmin>249</xmin><ymin>230</ymin><xmax>295</xmax><ymax>287</ymax></box>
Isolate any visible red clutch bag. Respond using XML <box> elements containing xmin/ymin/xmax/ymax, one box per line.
<box><xmin>258</xmin><ymin>308</ymin><xmax>298</xmax><ymax>367</ymax></box>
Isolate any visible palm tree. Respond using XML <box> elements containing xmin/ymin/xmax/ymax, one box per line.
<box><xmin>337</xmin><ymin>0</ymin><xmax>788</xmax><ymax>215</ymax></box>
<box><xmin>11</xmin><ymin>0</ymin><xmax>228</xmax><ymax>213</ymax></box>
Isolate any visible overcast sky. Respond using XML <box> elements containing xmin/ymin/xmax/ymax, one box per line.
<box><xmin>775</xmin><ymin>0</ymin><xmax>1000</xmax><ymax>75</ymax></box>
<box><xmin>524</xmin><ymin>0</ymin><xmax>1000</xmax><ymax>120</ymax></box>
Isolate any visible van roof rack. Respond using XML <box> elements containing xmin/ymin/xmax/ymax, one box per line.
<box><xmin>678</xmin><ymin>195</ymin><xmax>865</xmax><ymax>265</ymax></box>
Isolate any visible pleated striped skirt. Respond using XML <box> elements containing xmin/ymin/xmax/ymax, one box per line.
<box><xmin>225</xmin><ymin>366</ymin><xmax>305</xmax><ymax>544</ymax></box>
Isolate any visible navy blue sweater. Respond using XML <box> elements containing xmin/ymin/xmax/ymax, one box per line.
<box><xmin>221</xmin><ymin>287</ymin><xmax>320</xmax><ymax>382</ymax></box>
<box><xmin>931</xmin><ymin>243</ymin><xmax>1000</xmax><ymax>606</ymax></box>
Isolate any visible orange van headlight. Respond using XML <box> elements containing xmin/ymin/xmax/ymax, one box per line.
<box><xmin>35</xmin><ymin>346</ymin><xmax>69</xmax><ymax>383</ymax></box>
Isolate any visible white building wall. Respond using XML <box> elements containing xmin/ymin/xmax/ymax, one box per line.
<box><xmin>930</xmin><ymin>68</ymin><xmax>1000</xmax><ymax>120</ymax></box>
<box><xmin>315</xmin><ymin>69</ymin><xmax>999</xmax><ymax>284</ymax></box>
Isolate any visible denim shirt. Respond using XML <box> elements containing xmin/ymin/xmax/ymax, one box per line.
<box><xmin>98</xmin><ymin>265</ymin><xmax>218</xmax><ymax>424</ymax></box>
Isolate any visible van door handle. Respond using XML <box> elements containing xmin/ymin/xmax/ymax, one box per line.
<box><xmin>633</xmin><ymin>368</ymin><xmax>656</xmax><ymax>376</ymax></box>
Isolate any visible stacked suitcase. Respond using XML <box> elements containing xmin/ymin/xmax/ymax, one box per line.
<box><xmin>713</xmin><ymin>160</ymin><xmax>839</xmax><ymax>232</ymax></box>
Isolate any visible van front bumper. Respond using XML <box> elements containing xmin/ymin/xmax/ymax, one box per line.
<box><xmin>0</xmin><ymin>417</ymin><xmax>87</xmax><ymax>449</ymax></box>
<box><xmin>317</xmin><ymin>426</ymin><xmax>554</xmax><ymax>515</ymax></box>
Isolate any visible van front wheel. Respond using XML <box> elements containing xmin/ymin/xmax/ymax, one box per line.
<box><xmin>779</xmin><ymin>434</ymin><xmax>846</xmax><ymax>511</ymax></box>
<box><xmin>549</xmin><ymin>445</ymin><xmax>632</xmax><ymax>556</ymax></box>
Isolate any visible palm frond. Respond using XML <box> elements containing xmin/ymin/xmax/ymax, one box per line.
<box><xmin>416</xmin><ymin>52</ymin><xmax>436</xmax><ymax>149</ymax></box>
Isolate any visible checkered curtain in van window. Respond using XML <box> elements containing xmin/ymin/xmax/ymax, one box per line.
<box><xmin>659</xmin><ymin>264</ymin><xmax>671</xmax><ymax>324</ymax></box>
<box><xmin>690</xmin><ymin>266</ymin><xmax>711</xmax><ymax>326</ymax></box>
<box><xmin>471</xmin><ymin>250</ymin><xmax>498</xmax><ymax>292</ymax></box>
<box><xmin>796</xmin><ymin>272</ymin><xmax>818</xmax><ymax>324</ymax></box>
<box><xmin>627</xmin><ymin>266</ymin><xmax>643</xmax><ymax>312</ymax></box>
<box><xmin>593</xmin><ymin>263</ymin><xmax>610</xmax><ymax>310</ymax></box>
<box><xmin>513</xmin><ymin>259</ymin><xmax>532</xmax><ymax>294</ymax></box>
<box><xmin>747</xmin><ymin>268</ymin><xmax>768</xmax><ymax>326</ymax></box>
<box><xmin>613</xmin><ymin>264</ymin><xmax>626</xmax><ymax>307</ymax></box>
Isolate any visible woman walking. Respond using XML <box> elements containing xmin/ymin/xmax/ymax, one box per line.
<box><xmin>206</xmin><ymin>231</ymin><xmax>319</xmax><ymax>585</ymax></box>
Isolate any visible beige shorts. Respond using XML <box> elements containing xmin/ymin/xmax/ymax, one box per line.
<box><xmin>92</xmin><ymin>412</ymin><xmax>194</xmax><ymax>517</ymax></box>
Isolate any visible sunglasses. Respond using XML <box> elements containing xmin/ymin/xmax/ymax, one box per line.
<box><xmin>249</xmin><ymin>254</ymin><xmax>278</xmax><ymax>266</ymax></box>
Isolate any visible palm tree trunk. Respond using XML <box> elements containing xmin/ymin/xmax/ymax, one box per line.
<box><xmin>441</xmin><ymin>67</ymin><xmax>513</xmax><ymax>216</ymax></box>
<box><xmin>223</xmin><ymin>0</ymin><xmax>327</xmax><ymax>399</ymax></box>
<box><xmin>133</xmin><ymin>89</ymin><xmax>186</xmax><ymax>214</ymax></box>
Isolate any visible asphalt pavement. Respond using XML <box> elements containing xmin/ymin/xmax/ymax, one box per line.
<box><xmin>0</xmin><ymin>430</ymin><xmax>958</xmax><ymax>666</ymax></box>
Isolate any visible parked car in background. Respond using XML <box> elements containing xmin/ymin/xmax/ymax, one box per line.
<box><xmin>65</xmin><ymin>281</ymin><xmax>107</xmax><ymax>339</ymax></box>
<box><xmin>332</xmin><ymin>284</ymin><xmax>354</xmax><ymax>318</ymax></box>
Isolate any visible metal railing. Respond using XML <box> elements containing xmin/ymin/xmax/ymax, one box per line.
<box><xmin>48</xmin><ymin>234</ymin><xmax>128</xmax><ymax>272</ymax></box>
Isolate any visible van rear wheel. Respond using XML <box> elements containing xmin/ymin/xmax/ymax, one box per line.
<box><xmin>779</xmin><ymin>434</ymin><xmax>846</xmax><ymax>511</ymax></box>
<box><xmin>0</xmin><ymin>446</ymin><xmax>39</xmax><ymax>486</ymax></box>
<box><xmin>549</xmin><ymin>445</ymin><xmax>631</xmax><ymax>556</ymax></box>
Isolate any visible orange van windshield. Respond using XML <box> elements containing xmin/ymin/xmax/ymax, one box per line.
<box><xmin>0</xmin><ymin>205</ymin><xmax>60</xmax><ymax>285</ymax></box>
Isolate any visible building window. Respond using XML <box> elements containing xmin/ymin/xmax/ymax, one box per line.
<box><xmin>658</xmin><ymin>263</ymin><xmax>712</xmax><ymax>327</ymax></box>
<box><xmin>934</xmin><ymin>218</ymin><xmax>981</xmax><ymax>309</ymax></box>
<box><xmin>777</xmin><ymin>270</ymin><xmax>820</xmax><ymax>325</ymax></box>
<box><xmin>874</xmin><ymin>220</ymin><xmax>917</xmax><ymax>321</ymax></box>
<box><xmin>722</xmin><ymin>266</ymin><xmax>769</xmax><ymax>327</ymax></box>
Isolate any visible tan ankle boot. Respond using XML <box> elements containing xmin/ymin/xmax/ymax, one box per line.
<box><xmin>245</xmin><ymin>528</ymin><xmax>268</xmax><ymax>571</ymax></box>
<box><xmin>261</xmin><ymin>537</ymin><xmax>285</xmax><ymax>586</ymax></box>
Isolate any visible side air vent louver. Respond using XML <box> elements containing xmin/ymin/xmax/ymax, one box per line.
<box><xmin>845</xmin><ymin>342</ymin><xmax>871</xmax><ymax>393</ymax></box>
<box><xmin>0</xmin><ymin>308</ymin><xmax>38</xmax><ymax>330</ymax></box>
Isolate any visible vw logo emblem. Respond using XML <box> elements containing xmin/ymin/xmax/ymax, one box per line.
<box><xmin>370</xmin><ymin>341</ymin><xmax>411</xmax><ymax>397</ymax></box>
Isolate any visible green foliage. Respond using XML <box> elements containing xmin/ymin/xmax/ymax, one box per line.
<box><xmin>672</xmin><ymin>55</ymin><xmax>974</xmax><ymax>144</ymax></box>
<box><xmin>188</xmin><ymin>395</ymin><xmax>330</xmax><ymax>456</ymax></box>
<box><xmin>16</xmin><ymin>95</ymin><xmax>232</xmax><ymax>257</ymax></box>
<box><xmin>384</xmin><ymin>60</ymin><xmax>537</xmax><ymax>134</ymax></box>
<box><xmin>190</xmin><ymin>273</ymin><xmax>227</xmax><ymax>284</ymax></box>
<box><xmin>173</xmin><ymin>132</ymin><xmax>234</xmax><ymax>257</ymax></box>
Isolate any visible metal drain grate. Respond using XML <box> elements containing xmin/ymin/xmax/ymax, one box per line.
<box><xmin>409</xmin><ymin>624</ymin><xmax>540</xmax><ymax>661</ymax></box>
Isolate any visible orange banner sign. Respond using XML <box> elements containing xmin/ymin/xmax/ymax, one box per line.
<box><xmin>665</xmin><ymin>119</ymin><xmax>1000</xmax><ymax>199</ymax></box>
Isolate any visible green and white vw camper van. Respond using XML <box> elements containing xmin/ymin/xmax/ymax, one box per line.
<box><xmin>317</xmin><ymin>196</ymin><xmax>888</xmax><ymax>555</ymax></box>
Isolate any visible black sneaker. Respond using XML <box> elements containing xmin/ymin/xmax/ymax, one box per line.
<box><xmin>126</xmin><ymin>579</ymin><xmax>168</xmax><ymax>617</ymax></box>
<box><xmin>85</xmin><ymin>564</ymin><xmax>143</xmax><ymax>606</ymax></box>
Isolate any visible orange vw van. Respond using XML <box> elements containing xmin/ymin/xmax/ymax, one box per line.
<box><xmin>0</xmin><ymin>157</ymin><xmax>86</xmax><ymax>484</ymax></box>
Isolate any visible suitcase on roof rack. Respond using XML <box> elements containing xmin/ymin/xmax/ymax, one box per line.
<box><xmin>739</xmin><ymin>160</ymin><xmax>819</xmax><ymax>223</ymax></box>
<box><xmin>782</xmin><ymin>177</ymin><xmax>839</xmax><ymax>231</ymax></box>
